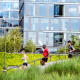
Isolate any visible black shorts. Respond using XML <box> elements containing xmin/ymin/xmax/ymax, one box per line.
<box><xmin>23</xmin><ymin>63</ymin><xmax>27</xmax><ymax>66</ymax></box>
<box><xmin>42</xmin><ymin>58</ymin><xmax>48</xmax><ymax>62</ymax></box>
<box><xmin>68</xmin><ymin>54</ymin><xmax>72</xmax><ymax>58</ymax></box>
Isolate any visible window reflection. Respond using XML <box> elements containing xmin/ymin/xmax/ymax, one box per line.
<box><xmin>0</xmin><ymin>29</ymin><xmax>4</xmax><ymax>36</ymax></box>
<box><xmin>29</xmin><ymin>3</ymin><xmax>36</xmax><ymax>16</ymax></box>
<box><xmin>61</xmin><ymin>19</ymin><xmax>69</xmax><ymax>31</ymax></box>
<box><xmin>24</xmin><ymin>17</ymin><xmax>28</xmax><ymax>30</ymax></box>
<box><xmin>38</xmin><ymin>32</ymin><xmax>46</xmax><ymax>45</ymax></box>
<box><xmin>49</xmin><ymin>33</ymin><xmax>53</xmax><ymax>45</ymax></box>
<box><xmin>53</xmin><ymin>19</ymin><xmax>59</xmax><ymax>31</ymax></box>
<box><xmin>39</xmin><ymin>4</ymin><xmax>46</xmax><ymax>16</ymax></box>
<box><xmin>71</xmin><ymin>19</ymin><xmax>79</xmax><ymax>31</ymax></box>
<box><xmin>69</xmin><ymin>5</ymin><xmax>76</xmax><ymax>17</ymax></box>
<box><xmin>41</xmin><ymin>18</ymin><xmax>49</xmax><ymax>30</ymax></box>
<box><xmin>54</xmin><ymin>33</ymin><xmax>64</xmax><ymax>45</ymax></box>
<box><xmin>7</xmin><ymin>20</ymin><xmax>12</xmax><ymax>27</ymax></box>
<box><xmin>31</xmin><ymin>18</ymin><xmax>39</xmax><ymax>30</ymax></box>
<box><xmin>14</xmin><ymin>20</ymin><xmax>18</xmax><ymax>27</ymax></box>
<box><xmin>0</xmin><ymin>11</ymin><xmax>5</xmax><ymax>18</ymax></box>
<box><xmin>28</xmin><ymin>32</ymin><xmax>36</xmax><ymax>44</ymax></box>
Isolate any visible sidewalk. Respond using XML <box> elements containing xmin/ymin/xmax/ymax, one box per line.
<box><xmin>38</xmin><ymin>60</ymin><xmax>64</xmax><ymax>70</ymax></box>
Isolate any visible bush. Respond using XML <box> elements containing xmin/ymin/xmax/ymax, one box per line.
<box><xmin>0</xmin><ymin>52</ymin><xmax>68</xmax><ymax>70</ymax></box>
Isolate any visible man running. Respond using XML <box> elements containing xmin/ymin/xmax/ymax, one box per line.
<box><xmin>20</xmin><ymin>48</ymin><xmax>29</xmax><ymax>70</ymax></box>
<box><xmin>67</xmin><ymin>40</ymin><xmax>75</xmax><ymax>59</ymax></box>
<box><xmin>40</xmin><ymin>45</ymin><xmax>49</xmax><ymax>65</ymax></box>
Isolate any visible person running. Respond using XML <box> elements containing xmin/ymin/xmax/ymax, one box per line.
<box><xmin>20</xmin><ymin>48</ymin><xmax>29</xmax><ymax>70</ymax></box>
<box><xmin>40</xmin><ymin>45</ymin><xmax>49</xmax><ymax>65</ymax></box>
<box><xmin>67</xmin><ymin>40</ymin><xmax>75</xmax><ymax>59</ymax></box>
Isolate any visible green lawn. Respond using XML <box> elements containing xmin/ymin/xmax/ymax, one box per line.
<box><xmin>0</xmin><ymin>57</ymin><xmax>80</xmax><ymax>80</ymax></box>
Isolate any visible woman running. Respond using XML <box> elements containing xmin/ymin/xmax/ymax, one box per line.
<box><xmin>20</xmin><ymin>48</ymin><xmax>29</xmax><ymax>70</ymax></box>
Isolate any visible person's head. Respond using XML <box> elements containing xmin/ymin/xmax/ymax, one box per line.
<box><xmin>67</xmin><ymin>40</ymin><xmax>71</xmax><ymax>45</ymax></box>
<box><xmin>43</xmin><ymin>44</ymin><xmax>46</xmax><ymax>49</ymax></box>
<box><xmin>20</xmin><ymin>48</ymin><xmax>25</xmax><ymax>55</ymax></box>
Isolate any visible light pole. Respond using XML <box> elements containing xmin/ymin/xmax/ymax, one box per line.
<box><xmin>3</xmin><ymin>22</ymin><xmax>7</xmax><ymax>72</ymax></box>
<box><xmin>64</xmin><ymin>29</ymin><xmax>66</xmax><ymax>60</ymax></box>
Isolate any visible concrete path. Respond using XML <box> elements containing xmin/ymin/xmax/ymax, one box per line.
<box><xmin>38</xmin><ymin>60</ymin><xmax>64</xmax><ymax>70</ymax></box>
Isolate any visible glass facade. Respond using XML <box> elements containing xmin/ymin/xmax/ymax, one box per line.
<box><xmin>19</xmin><ymin>0</ymin><xmax>80</xmax><ymax>52</ymax></box>
<box><xmin>0</xmin><ymin>0</ymin><xmax>19</xmax><ymax>37</ymax></box>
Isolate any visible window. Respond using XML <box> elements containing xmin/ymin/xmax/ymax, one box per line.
<box><xmin>0</xmin><ymin>11</ymin><xmax>5</xmax><ymax>18</ymax></box>
<box><xmin>51</xmin><ymin>19</ymin><xmax>53</xmax><ymax>30</ymax></box>
<box><xmin>8</xmin><ymin>2</ymin><xmax>12</xmax><ymax>9</ymax></box>
<box><xmin>28</xmin><ymin>32</ymin><xmax>36</xmax><ymax>44</ymax></box>
<box><xmin>0</xmin><ymin>29</ymin><xmax>4</xmax><ymax>36</ymax></box>
<box><xmin>23</xmin><ymin>32</ymin><xmax>26</xmax><ymax>45</ymax></box>
<box><xmin>6</xmin><ymin>11</ymin><xmax>11</xmax><ymax>18</ymax></box>
<box><xmin>71</xmin><ymin>19</ymin><xmax>79</xmax><ymax>31</ymax></box>
<box><xmin>71</xmin><ymin>0</ymin><xmax>78</xmax><ymax>2</ymax></box>
<box><xmin>1</xmin><ymin>20</ymin><xmax>6</xmax><ymax>27</ymax></box>
<box><xmin>2</xmin><ymin>2</ymin><xmax>6</xmax><ymax>9</ymax></box>
<box><xmin>79</xmin><ymin>6</ymin><xmax>80</xmax><ymax>17</ymax></box>
<box><xmin>52</xmin><ymin>0</ymin><xmax>59</xmax><ymax>2</ymax></box>
<box><xmin>14</xmin><ymin>3</ymin><xmax>19</xmax><ymax>9</ymax></box>
<box><xmin>24</xmin><ymin>3</ymin><xmax>27</xmax><ymax>15</ymax></box>
<box><xmin>14</xmin><ymin>20</ymin><xmax>18</xmax><ymax>27</ymax></box>
<box><xmin>54</xmin><ymin>33</ymin><xmax>64</xmax><ymax>45</ymax></box>
<box><xmin>61</xmin><ymin>0</ymin><xmax>69</xmax><ymax>2</ymax></box>
<box><xmin>49</xmin><ymin>4</ymin><xmax>54</xmax><ymax>16</ymax></box>
<box><xmin>29</xmin><ymin>4</ymin><xmax>36</xmax><ymax>16</ymax></box>
<box><xmin>54</xmin><ymin>4</ymin><xmax>64</xmax><ymax>17</ymax></box>
<box><xmin>49</xmin><ymin>33</ymin><xmax>53</xmax><ymax>45</ymax></box>
<box><xmin>31</xmin><ymin>0</ymin><xmax>39</xmax><ymax>1</ymax></box>
<box><xmin>41</xmin><ymin>18</ymin><xmax>49</xmax><ymax>30</ymax></box>
<box><xmin>61</xmin><ymin>19</ymin><xmax>69</xmax><ymax>31</ymax></box>
<box><xmin>69</xmin><ymin>5</ymin><xmax>76</xmax><ymax>17</ymax></box>
<box><xmin>7</xmin><ymin>20</ymin><xmax>12</xmax><ymax>27</ymax></box>
<box><xmin>38</xmin><ymin>32</ymin><xmax>46</xmax><ymax>45</ymax></box>
<box><xmin>39</xmin><ymin>4</ymin><xmax>46</xmax><ymax>16</ymax></box>
<box><xmin>31</xmin><ymin>18</ymin><xmax>39</xmax><ymax>30</ymax></box>
<box><xmin>12</xmin><ymin>11</ymin><xmax>18</xmax><ymax>18</ymax></box>
<box><xmin>53</xmin><ymin>19</ymin><xmax>59</xmax><ymax>31</ymax></box>
<box><xmin>24</xmin><ymin>17</ymin><xmax>28</xmax><ymax>30</ymax></box>
<box><xmin>42</xmin><ymin>0</ymin><xmax>49</xmax><ymax>2</ymax></box>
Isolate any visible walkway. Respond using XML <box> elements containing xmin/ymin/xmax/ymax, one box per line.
<box><xmin>38</xmin><ymin>60</ymin><xmax>64</xmax><ymax>70</ymax></box>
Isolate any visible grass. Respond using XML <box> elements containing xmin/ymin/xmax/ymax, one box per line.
<box><xmin>0</xmin><ymin>57</ymin><xmax>80</xmax><ymax>80</ymax></box>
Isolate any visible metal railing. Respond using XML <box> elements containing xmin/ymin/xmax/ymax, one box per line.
<box><xmin>0</xmin><ymin>52</ymin><xmax>80</xmax><ymax>72</ymax></box>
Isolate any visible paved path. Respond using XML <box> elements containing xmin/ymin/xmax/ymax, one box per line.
<box><xmin>38</xmin><ymin>60</ymin><xmax>64</xmax><ymax>70</ymax></box>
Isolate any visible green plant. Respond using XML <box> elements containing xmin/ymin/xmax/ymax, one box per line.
<box><xmin>25</xmin><ymin>39</ymin><xmax>36</xmax><ymax>53</ymax></box>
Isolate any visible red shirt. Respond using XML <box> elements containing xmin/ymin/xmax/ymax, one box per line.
<box><xmin>43</xmin><ymin>48</ymin><xmax>49</xmax><ymax>58</ymax></box>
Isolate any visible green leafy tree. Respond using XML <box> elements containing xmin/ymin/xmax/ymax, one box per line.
<box><xmin>25</xmin><ymin>39</ymin><xmax>36</xmax><ymax>54</ymax></box>
<box><xmin>0</xmin><ymin>27</ymin><xmax>23</xmax><ymax>53</ymax></box>
<box><xmin>70</xmin><ymin>34</ymin><xmax>76</xmax><ymax>46</ymax></box>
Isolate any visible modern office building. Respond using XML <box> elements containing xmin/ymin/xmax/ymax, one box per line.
<box><xmin>19</xmin><ymin>0</ymin><xmax>80</xmax><ymax>52</ymax></box>
<box><xmin>0</xmin><ymin>0</ymin><xmax>19</xmax><ymax>36</ymax></box>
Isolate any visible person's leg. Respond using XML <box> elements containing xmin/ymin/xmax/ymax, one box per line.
<box><xmin>20</xmin><ymin>65</ymin><xmax>23</xmax><ymax>70</ymax></box>
<box><xmin>42</xmin><ymin>61</ymin><xmax>45</xmax><ymax>65</ymax></box>
<box><xmin>23</xmin><ymin>65</ymin><xmax>27</xmax><ymax>69</ymax></box>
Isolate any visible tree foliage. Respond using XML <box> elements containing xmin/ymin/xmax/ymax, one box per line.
<box><xmin>0</xmin><ymin>27</ymin><xmax>23</xmax><ymax>53</ymax></box>
<box><xmin>57</xmin><ymin>34</ymin><xmax>80</xmax><ymax>53</ymax></box>
<box><xmin>25</xmin><ymin>39</ymin><xmax>36</xmax><ymax>53</ymax></box>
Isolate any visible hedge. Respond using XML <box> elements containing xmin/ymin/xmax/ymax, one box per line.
<box><xmin>0</xmin><ymin>52</ymin><xmax>68</xmax><ymax>71</ymax></box>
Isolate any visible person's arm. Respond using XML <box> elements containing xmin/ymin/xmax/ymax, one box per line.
<box><xmin>26</xmin><ymin>56</ymin><xmax>29</xmax><ymax>60</ymax></box>
<box><xmin>70</xmin><ymin>47</ymin><xmax>75</xmax><ymax>53</ymax></box>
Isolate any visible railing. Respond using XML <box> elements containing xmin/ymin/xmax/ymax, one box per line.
<box><xmin>1</xmin><ymin>52</ymin><xmax>80</xmax><ymax>72</ymax></box>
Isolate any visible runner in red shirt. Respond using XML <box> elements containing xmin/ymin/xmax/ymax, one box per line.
<box><xmin>40</xmin><ymin>45</ymin><xmax>49</xmax><ymax>65</ymax></box>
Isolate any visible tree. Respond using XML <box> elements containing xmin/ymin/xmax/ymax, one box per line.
<box><xmin>25</xmin><ymin>39</ymin><xmax>36</xmax><ymax>54</ymax></box>
<box><xmin>6</xmin><ymin>27</ymin><xmax>23</xmax><ymax>52</ymax></box>
<box><xmin>70</xmin><ymin>34</ymin><xmax>76</xmax><ymax>46</ymax></box>
<box><xmin>0</xmin><ymin>27</ymin><xmax>23</xmax><ymax>53</ymax></box>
